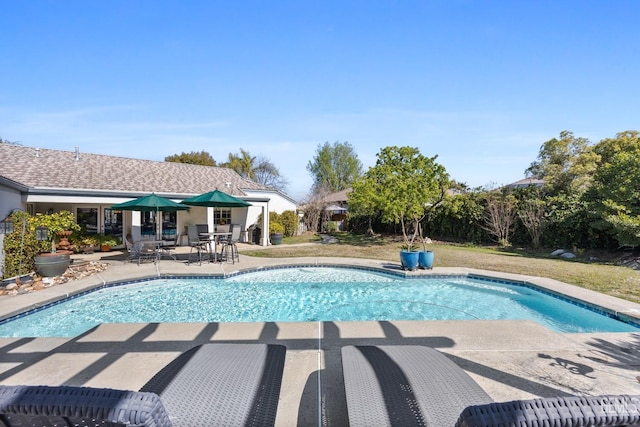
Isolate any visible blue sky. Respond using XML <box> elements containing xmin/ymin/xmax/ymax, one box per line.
<box><xmin>2</xmin><ymin>1</ymin><xmax>639</xmax><ymax>201</ymax></box>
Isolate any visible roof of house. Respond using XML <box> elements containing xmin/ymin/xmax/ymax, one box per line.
<box><xmin>324</xmin><ymin>188</ymin><xmax>351</xmax><ymax>204</ymax></box>
<box><xmin>0</xmin><ymin>144</ymin><xmax>271</xmax><ymax>197</ymax></box>
<box><xmin>504</xmin><ymin>177</ymin><xmax>545</xmax><ymax>189</ymax></box>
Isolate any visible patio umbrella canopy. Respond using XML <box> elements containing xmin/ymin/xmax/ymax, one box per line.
<box><xmin>180</xmin><ymin>189</ymin><xmax>251</xmax><ymax>208</ymax></box>
<box><xmin>111</xmin><ymin>193</ymin><xmax>190</xmax><ymax>240</ymax></box>
<box><xmin>181</xmin><ymin>190</ymin><xmax>252</xmax><ymax>233</ymax></box>
<box><xmin>111</xmin><ymin>193</ymin><xmax>190</xmax><ymax>212</ymax></box>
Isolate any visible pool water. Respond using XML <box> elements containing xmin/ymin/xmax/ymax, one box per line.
<box><xmin>0</xmin><ymin>267</ymin><xmax>637</xmax><ymax>337</ymax></box>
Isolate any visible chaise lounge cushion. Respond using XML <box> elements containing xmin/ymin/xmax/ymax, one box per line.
<box><xmin>456</xmin><ymin>395</ymin><xmax>640</xmax><ymax>427</ymax></box>
<box><xmin>0</xmin><ymin>343</ymin><xmax>286</xmax><ymax>427</ymax></box>
<box><xmin>0</xmin><ymin>385</ymin><xmax>171</xmax><ymax>427</ymax></box>
<box><xmin>341</xmin><ymin>345</ymin><xmax>494</xmax><ymax>426</ymax></box>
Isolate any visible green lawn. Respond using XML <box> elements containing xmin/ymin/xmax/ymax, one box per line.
<box><xmin>243</xmin><ymin>232</ymin><xmax>640</xmax><ymax>304</ymax></box>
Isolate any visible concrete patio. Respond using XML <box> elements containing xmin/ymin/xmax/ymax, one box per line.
<box><xmin>1</xmin><ymin>246</ymin><xmax>639</xmax><ymax>426</ymax></box>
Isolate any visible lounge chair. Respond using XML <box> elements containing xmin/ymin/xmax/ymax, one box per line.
<box><xmin>0</xmin><ymin>343</ymin><xmax>286</xmax><ymax>427</ymax></box>
<box><xmin>341</xmin><ymin>345</ymin><xmax>640</xmax><ymax>426</ymax></box>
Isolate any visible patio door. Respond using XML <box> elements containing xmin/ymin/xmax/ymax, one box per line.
<box><xmin>76</xmin><ymin>207</ymin><xmax>99</xmax><ymax>234</ymax></box>
<box><xmin>75</xmin><ymin>206</ymin><xmax>123</xmax><ymax>243</ymax></box>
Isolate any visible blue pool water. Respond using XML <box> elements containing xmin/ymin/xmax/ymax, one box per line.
<box><xmin>0</xmin><ymin>267</ymin><xmax>637</xmax><ymax>337</ymax></box>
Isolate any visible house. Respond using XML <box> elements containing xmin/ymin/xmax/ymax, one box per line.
<box><xmin>503</xmin><ymin>177</ymin><xmax>545</xmax><ymax>190</ymax></box>
<box><xmin>0</xmin><ymin>144</ymin><xmax>298</xmax><ymax>251</ymax></box>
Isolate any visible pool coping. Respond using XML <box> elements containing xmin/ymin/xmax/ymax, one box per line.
<box><xmin>1</xmin><ymin>255</ymin><xmax>640</xmax><ymax>330</ymax></box>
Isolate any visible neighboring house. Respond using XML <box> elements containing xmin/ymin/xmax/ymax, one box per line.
<box><xmin>503</xmin><ymin>178</ymin><xmax>545</xmax><ymax>190</ymax></box>
<box><xmin>0</xmin><ymin>144</ymin><xmax>298</xmax><ymax>250</ymax></box>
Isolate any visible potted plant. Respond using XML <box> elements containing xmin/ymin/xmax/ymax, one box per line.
<box><xmin>33</xmin><ymin>210</ymin><xmax>81</xmax><ymax>277</ymax></box>
<box><xmin>347</xmin><ymin>146</ymin><xmax>449</xmax><ymax>271</ymax></box>
<box><xmin>418</xmin><ymin>231</ymin><xmax>434</xmax><ymax>270</ymax></box>
<box><xmin>269</xmin><ymin>222</ymin><xmax>284</xmax><ymax>245</ymax></box>
<box><xmin>78</xmin><ymin>235</ymin><xmax>100</xmax><ymax>254</ymax></box>
<box><xmin>99</xmin><ymin>234</ymin><xmax>121</xmax><ymax>252</ymax></box>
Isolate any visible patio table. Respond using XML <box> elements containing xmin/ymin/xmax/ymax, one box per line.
<box><xmin>200</xmin><ymin>232</ymin><xmax>232</xmax><ymax>262</ymax></box>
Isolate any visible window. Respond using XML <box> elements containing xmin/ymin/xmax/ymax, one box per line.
<box><xmin>215</xmin><ymin>209</ymin><xmax>231</xmax><ymax>225</ymax></box>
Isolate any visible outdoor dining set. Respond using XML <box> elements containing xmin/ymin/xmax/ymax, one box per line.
<box><xmin>111</xmin><ymin>190</ymin><xmax>249</xmax><ymax>266</ymax></box>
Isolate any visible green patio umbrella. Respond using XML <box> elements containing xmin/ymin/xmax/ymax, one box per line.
<box><xmin>111</xmin><ymin>193</ymin><xmax>190</xmax><ymax>212</ymax></box>
<box><xmin>181</xmin><ymin>189</ymin><xmax>251</xmax><ymax>208</ymax></box>
<box><xmin>111</xmin><ymin>193</ymin><xmax>190</xmax><ymax>240</ymax></box>
<box><xmin>181</xmin><ymin>189</ymin><xmax>251</xmax><ymax>228</ymax></box>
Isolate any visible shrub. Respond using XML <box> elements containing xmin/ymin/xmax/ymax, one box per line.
<box><xmin>280</xmin><ymin>210</ymin><xmax>298</xmax><ymax>237</ymax></box>
<box><xmin>269</xmin><ymin>222</ymin><xmax>284</xmax><ymax>234</ymax></box>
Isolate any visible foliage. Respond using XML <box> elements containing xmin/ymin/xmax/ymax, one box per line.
<box><xmin>269</xmin><ymin>221</ymin><xmax>284</xmax><ymax>234</ymax></box>
<box><xmin>2</xmin><ymin>211</ymin><xmax>45</xmax><ymax>278</ymax></box>
<box><xmin>221</xmin><ymin>148</ymin><xmax>257</xmax><ymax>180</ymax></box>
<box><xmin>424</xmin><ymin>191</ymin><xmax>487</xmax><ymax>243</ymax></box>
<box><xmin>32</xmin><ymin>210</ymin><xmax>81</xmax><ymax>253</ymax></box>
<box><xmin>526</xmin><ymin>130</ymin><xmax>598</xmax><ymax>196</ymax></box>
<box><xmin>220</xmin><ymin>149</ymin><xmax>288</xmax><ymax>191</ymax></box>
<box><xmin>99</xmin><ymin>234</ymin><xmax>121</xmax><ymax>247</ymax></box>
<box><xmin>165</xmin><ymin>150</ymin><xmax>216</xmax><ymax>166</ymax></box>
<box><xmin>279</xmin><ymin>210</ymin><xmax>298</xmax><ymax>237</ymax></box>
<box><xmin>306</xmin><ymin>141</ymin><xmax>363</xmax><ymax>193</ymax></box>
<box><xmin>587</xmin><ymin>131</ymin><xmax>640</xmax><ymax>247</ymax></box>
<box><xmin>301</xmin><ymin>186</ymin><xmax>331</xmax><ymax>233</ymax></box>
<box><xmin>350</xmin><ymin>146</ymin><xmax>449</xmax><ymax>251</ymax></box>
<box><xmin>482</xmin><ymin>190</ymin><xmax>517</xmax><ymax>247</ymax></box>
<box><xmin>517</xmin><ymin>194</ymin><xmax>547</xmax><ymax>249</ymax></box>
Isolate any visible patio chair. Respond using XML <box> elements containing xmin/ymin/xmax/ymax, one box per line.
<box><xmin>220</xmin><ymin>224</ymin><xmax>241</xmax><ymax>264</ymax></box>
<box><xmin>341</xmin><ymin>345</ymin><xmax>640</xmax><ymax>427</ymax></box>
<box><xmin>158</xmin><ymin>232</ymin><xmax>179</xmax><ymax>261</ymax></box>
<box><xmin>124</xmin><ymin>235</ymin><xmax>158</xmax><ymax>265</ymax></box>
<box><xmin>0</xmin><ymin>343</ymin><xmax>286</xmax><ymax>427</ymax></box>
<box><xmin>186</xmin><ymin>225</ymin><xmax>209</xmax><ymax>265</ymax></box>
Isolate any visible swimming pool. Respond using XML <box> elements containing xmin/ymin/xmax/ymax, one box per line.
<box><xmin>0</xmin><ymin>267</ymin><xmax>637</xmax><ymax>337</ymax></box>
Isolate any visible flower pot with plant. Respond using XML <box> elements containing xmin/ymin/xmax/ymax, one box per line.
<box><xmin>33</xmin><ymin>210</ymin><xmax>81</xmax><ymax>277</ymax></box>
<box><xmin>99</xmin><ymin>234</ymin><xmax>121</xmax><ymax>252</ymax></box>
<box><xmin>269</xmin><ymin>222</ymin><xmax>284</xmax><ymax>245</ymax></box>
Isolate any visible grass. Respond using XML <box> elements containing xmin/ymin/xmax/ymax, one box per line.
<box><xmin>243</xmin><ymin>232</ymin><xmax>640</xmax><ymax>304</ymax></box>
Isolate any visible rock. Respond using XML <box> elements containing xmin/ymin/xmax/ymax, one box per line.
<box><xmin>550</xmin><ymin>249</ymin><xmax>565</xmax><ymax>256</ymax></box>
<box><xmin>560</xmin><ymin>252</ymin><xmax>577</xmax><ymax>259</ymax></box>
<box><xmin>5</xmin><ymin>283</ymin><xmax>18</xmax><ymax>291</ymax></box>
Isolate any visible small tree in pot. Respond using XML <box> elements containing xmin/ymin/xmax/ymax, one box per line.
<box><xmin>349</xmin><ymin>146</ymin><xmax>449</xmax><ymax>270</ymax></box>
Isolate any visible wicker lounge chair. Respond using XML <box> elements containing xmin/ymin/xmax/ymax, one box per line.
<box><xmin>341</xmin><ymin>345</ymin><xmax>640</xmax><ymax>426</ymax></box>
<box><xmin>0</xmin><ymin>343</ymin><xmax>286</xmax><ymax>427</ymax></box>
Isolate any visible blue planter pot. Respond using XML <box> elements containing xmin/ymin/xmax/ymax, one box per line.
<box><xmin>270</xmin><ymin>233</ymin><xmax>283</xmax><ymax>245</ymax></box>
<box><xmin>399</xmin><ymin>250</ymin><xmax>419</xmax><ymax>271</ymax></box>
<box><xmin>418</xmin><ymin>251</ymin><xmax>434</xmax><ymax>269</ymax></box>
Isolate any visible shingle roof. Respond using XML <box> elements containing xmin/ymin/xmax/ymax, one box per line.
<box><xmin>0</xmin><ymin>144</ymin><xmax>270</xmax><ymax>197</ymax></box>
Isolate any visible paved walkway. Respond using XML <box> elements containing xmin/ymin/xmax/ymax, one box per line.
<box><xmin>1</xmin><ymin>245</ymin><xmax>639</xmax><ymax>426</ymax></box>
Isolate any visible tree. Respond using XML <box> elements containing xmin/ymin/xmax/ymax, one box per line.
<box><xmin>517</xmin><ymin>192</ymin><xmax>547</xmax><ymax>249</ymax></box>
<box><xmin>349</xmin><ymin>146</ymin><xmax>449</xmax><ymax>251</ymax></box>
<box><xmin>253</xmin><ymin>156</ymin><xmax>289</xmax><ymax>191</ymax></box>
<box><xmin>165</xmin><ymin>150</ymin><xmax>216</xmax><ymax>166</ymax></box>
<box><xmin>307</xmin><ymin>141</ymin><xmax>363</xmax><ymax>193</ymax></box>
<box><xmin>222</xmin><ymin>148</ymin><xmax>256</xmax><ymax>180</ymax></box>
<box><xmin>588</xmin><ymin>131</ymin><xmax>640</xmax><ymax>247</ymax></box>
<box><xmin>221</xmin><ymin>149</ymin><xmax>288</xmax><ymax>191</ymax></box>
<box><xmin>302</xmin><ymin>186</ymin><xmax>332</xmax><ymax>233</ymax></box>
<box><xmin>526</xmin><ymin>131</ymin><xmax>598</xmax><ymax>195</ymax></box>
<box><xmin>483</xmin><ymin>190</ymin><xmax>517</xmax><ymax>247</ymax></box>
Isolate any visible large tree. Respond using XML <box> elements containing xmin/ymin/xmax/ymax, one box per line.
<box><xmin>588</xmin><ymin>131</ymin><xmax>640</xmax><ymax>247</ymax></box>
<box><xmin>306</xmin><ymin>141</ymin><xmax>362</xmax><ymax>193</ymax></box>
<box><xmin>222</xmin><ymin>148</ymin><xmax>256</xmax><ymax>180</ymax></box>
<box><xmin>165</xmin><ymin>150</ymin><xmax>216</xmax><ymax>166</ymax></box>
<box><xmin>349</xmin><ymin>146</ymin><xmax>449</xmax><ymax>250</ymax></box>
<box><xmin>526</xmin><ymin>130</ymin><xmax>598</xmax><ymax>196</ymax></box>
<box><xmin>222</xmin><ymin>149</ymin><xmax>288</xmax><ymax>191</ymax></box>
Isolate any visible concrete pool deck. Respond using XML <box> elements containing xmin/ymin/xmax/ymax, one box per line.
<box><xmin>1</xmin><ymin>246</ymin><xmax>639</xmax><ymax>426</ymax></box>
